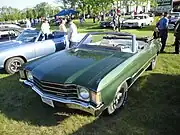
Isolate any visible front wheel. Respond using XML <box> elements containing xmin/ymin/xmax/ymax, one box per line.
<box><xmin>107</xmin><ymin>82</ymin><xmax>128</xmax><ymax>115</ymax></box>
<box><xmin>5</xmin><ymin>57</ymin><xmax>25</xmax><ymax>74</ymax></box>
<box><xmin>139</xmin><ymin>24</ymin><xmax>143</xmax><ymax>28</ymax></box>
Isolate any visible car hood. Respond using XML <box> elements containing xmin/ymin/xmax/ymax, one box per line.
<box><xmin>26</xmin><ymin>49</ymin><xmax>133</xmax><ymax>90</ymax></box>
<box><xmin>0</xmin><ymin>40</ymin><xmax>22</xmax><ymax>51</ymax></box>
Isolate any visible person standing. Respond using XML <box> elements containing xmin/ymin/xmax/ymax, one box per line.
<box><xmin>112</xmin><ymin>14</ymin><xmax>118</xmax><ymax>31</ymax></box>
<box><xmin>92</xmin><ymin>14</ymin><xmax>96</xmax><ymax>23</ymax></box>
<box><xmin>26</xmin><ymin>18</ymin><xmax>31</xmax><ymax>28</ymax></box>
<box><xmin>67</xmin><ymin>19</ymin><xmax>78</xmax><ymax>48</ymax></box>
<box><xmin>41</xmin><ymin>19</ymin><xmax>50</xmax><ymax>40</ymax></box>
<box><xmin>59</xmin><ymin>19</ymin><xmax>67</xmax><ymax>32</ymax></box>
<box><xmin>174</xmin><ymin>19</ymin><xmax>180</xmax><ymax>54</ymax></box>
<box><xmin>117</xmin><ymin>12</ymin><xmax>122</xmax><ymax>32</ymax></box>
<box><xmin>156</xmin><ymin>12</ymin><xmax>169</xmax><ymax>53</ymax></box>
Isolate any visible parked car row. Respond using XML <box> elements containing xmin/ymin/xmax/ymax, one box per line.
<box><xmin>0</xmin><ymin>16</ymin><xmax>162</xmax><ymax>117</ymax></box>
<box><xmin>0</xmin><ymin>24</ymin><xmax>22</xmax><ymax>39</ymax></box>
<box><xmin>100</xmin><ymin>12</ymin><xmax>180</xmax><ymax>30</ymax></box>
<box><xmin>100</xmin><ymin>14</ymin><xmax>154</xmax><ymax>29</ymax></box>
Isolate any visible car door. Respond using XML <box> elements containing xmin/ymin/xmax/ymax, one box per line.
<box><xmin>34</xmin><ymin>36</ymin><xmax>56</xmax><ymax>59</ymax></box>
<box><xmin>17</xmin><ymin>42</ymin><xmax>36</xmax><ymax>61</ymax></box>
<box><xmin>126</xmin><ymin>42</ymin><xmax>153</xmax><ymax>81</ymax></box>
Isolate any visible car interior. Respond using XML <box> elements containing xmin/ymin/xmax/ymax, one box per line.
<box><xmin>38</xmin><ymin>31</ymin><xmax>66</xmax><ymax>41</ymax></box>
<box><xmin>84</xmin><ymin>35</ymin><xmax>149</xmax><ymax>53</ymax></box>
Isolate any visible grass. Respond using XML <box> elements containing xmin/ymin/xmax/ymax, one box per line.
<box><xmin>0</xmin><ymin>19</ymin><xmax>180</xmax><ymax>135</ymax></box>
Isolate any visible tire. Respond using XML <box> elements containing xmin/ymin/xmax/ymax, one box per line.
<box><xmin>139</xmin><ymin>24</ymin><xmax>143</xmax><ymax>28</ymax></box>
<box><xmin>148</xmin><ymin>56</ymin><xmax>157</xmax><ymax>70</ymax></box>
<box><xmin>107</xmin><ymin>82</ymin><xmax>128</xmax><ymax>115</ymax></box>
<box><xmin>5</xmin><ymin>57</ymin><xmax>25</xmax><ymax>74</ymax></box>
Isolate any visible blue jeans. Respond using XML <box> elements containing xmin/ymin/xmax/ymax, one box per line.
<box><xmin>159</xmin><ymin>29</ymin><xmax>168</xmax><ymax>52</ymax></box>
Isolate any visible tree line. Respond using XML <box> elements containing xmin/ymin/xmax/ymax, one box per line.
<box><xmin>58</xmin><ymin>0</ymin><xmax>157</xmax><ymax>16</ymax></box>
<box><xmin>0</xmin><ymin>0</ymin><xmax>157</xmax><ymax>22</ymax></box>
<box><xmin>0</xmin><ymin>2</ymin><xmax>60</xmax><ymax>22</ymax></box>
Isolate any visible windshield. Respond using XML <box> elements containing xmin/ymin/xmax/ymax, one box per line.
<box><xmin>16</xmin><ymin>30</ymin><xmax>39</xmax><ymax>43</ymax></box>
<box><xmin>134</xmin><ymin>16</ymin><xmax>144</xmax><ymax>19</ymax></box>
<box><xmin>79</xmin><ymin>33</ymin><xmax>133</xmax><ymax>53</ymax></box>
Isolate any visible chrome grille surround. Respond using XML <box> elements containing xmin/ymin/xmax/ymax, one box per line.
<box><xmin>33</xmin><ymin>77</ymin><xmax>78</xmax><ymax>99</ymax></box>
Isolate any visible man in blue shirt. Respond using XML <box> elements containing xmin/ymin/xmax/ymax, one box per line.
<box><xmin>156</xmin><ymin>12</ymin><xmax>169</xmax><ymax>53</ymax></box>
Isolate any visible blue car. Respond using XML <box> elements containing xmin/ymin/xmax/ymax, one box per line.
<box><xmin>168</xmin><ymin>12</ymin><xmax>180</xmax><ymax>30</ymax></box>
<box><xmin>0</xmin><ymin>29</ymin><xmax>68</xmax><ymax>74</ymax></box>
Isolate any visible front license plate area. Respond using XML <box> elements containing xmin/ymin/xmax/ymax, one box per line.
<box><xmin>41</xmin><ymin>97</ymin><xmax>54</xmax><ymax>107</ymax></box>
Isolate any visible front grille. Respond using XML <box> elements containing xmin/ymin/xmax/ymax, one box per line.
<box><xmin>33</xmin><ymin>77</ymin><xmax>78</xmax><ymax>99</ymax></box>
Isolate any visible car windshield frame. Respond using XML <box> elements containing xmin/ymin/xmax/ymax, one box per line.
<box><xmin>77</xmin><ymin>32</ymin><xmax>137</xmax><ymax>53</ymax></box>
<box><xmin>16</xmin><ymin>29</ymin><xmax>40</xmax><ymax>43</ymax></box>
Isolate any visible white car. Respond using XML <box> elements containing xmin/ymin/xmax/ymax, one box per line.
<box><xmin>122</xmin><ymin>14</ymin><xmax>152</xmax><ymax>28</ymax></box>
<box><xmin>0</xmin><ymin>24</ymin><xmax>21</xmax><ymax>38</ymax></box>
<box><xmin>0</xmin><ymin>24</ymin><xmax>21</xmax><ymax>29</ymax></box>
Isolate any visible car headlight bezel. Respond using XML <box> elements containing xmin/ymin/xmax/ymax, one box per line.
<box><xmin>78</xmin><ymin>87</ymin><xmax>90</xmax><ymax>101</ymax></box>
<box><xmin>26</xmin><ymin>71</ymin><xmax>33</xmax><ymax>81</ymax></box>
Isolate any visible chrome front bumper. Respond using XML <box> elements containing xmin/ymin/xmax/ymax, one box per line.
<box><xmin>22</xmin><ymin>80</ymin><xmax>104</xmax><ymax>116</ymax></box>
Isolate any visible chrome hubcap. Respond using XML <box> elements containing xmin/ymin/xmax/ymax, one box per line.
<box><xmin>108</xmin><ymin>88</ymin><xmax>126</xmax><ymax>114</ymax></box>
<box><xmin>9</xmin><ymin>60</ymin><xmax>21</xmax><ymax>72</ymax></box>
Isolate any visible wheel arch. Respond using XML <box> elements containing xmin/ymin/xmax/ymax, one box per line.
<box><xmin>106</xmin><ymin>77</ymin><xmax>131</xmax><ymax>106</ymax></box>
<box><xmin>104</xmin><ymin>77</ymin><xmax>130</xmax><ymax>115</ymax></box>
<box><xmin>4</xmin><ymin>55</ymin><xmax>27</xmax><ymax>67</ymax></box>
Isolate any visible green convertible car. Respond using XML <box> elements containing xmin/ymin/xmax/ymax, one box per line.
<box><xmin>19</xmin><ymin>32</ymin><xmax>161</xmax><ymax>116</ymax></box>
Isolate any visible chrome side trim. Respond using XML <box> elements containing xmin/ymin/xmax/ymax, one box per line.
<box><xmin>127</xmin><ymin>54</ymin><xmax>157</xmax><ymax>90</ymax></box>
<box><xmin>131</xmin><ymin>54</ymin><xmax>156</xmax><ymax>79</ymax></box>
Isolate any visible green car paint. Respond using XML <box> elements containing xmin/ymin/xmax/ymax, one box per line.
<box><xmin>28</xmin><ymin>49</ymin><xmax>133</xmax><ymax>90</ymax></box>
<box><xmin>20</xmin><ymin>32</ymin><xmax>161</xmax><ymax>116</ymax></box>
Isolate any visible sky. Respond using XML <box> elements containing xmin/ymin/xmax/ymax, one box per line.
<box><xmin>0</xmin><ymin>0</ymin><xmax>58</xmax><ymax>9</ymax></box>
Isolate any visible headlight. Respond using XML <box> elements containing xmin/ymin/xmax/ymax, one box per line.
<box><xmin>19</xmin><ymin>70</ymin><xmax>25</xmax><ymax>79</ymax></box>
<box><xmin>26</xmin><ymin>71</ymin><xmax>33</xmax><ymax>81</ymax></box>
<box><xmin>78</xmin><ymin>87</ymin><xmax>90</xmax><ymax>101</ymax></box>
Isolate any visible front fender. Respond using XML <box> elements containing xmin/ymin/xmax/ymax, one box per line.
<box><xmin>0</xmin><ymin>48</ymin><xmax>29</xmax><ymax>69</ymax></box>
